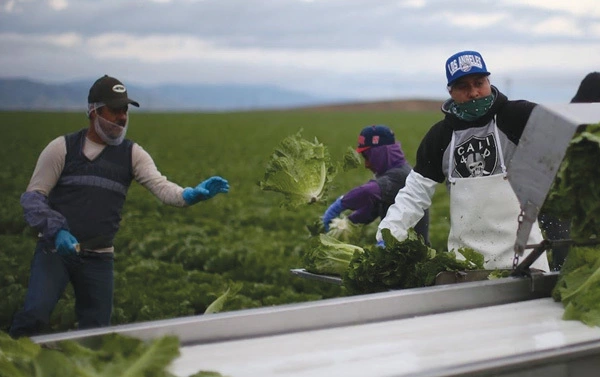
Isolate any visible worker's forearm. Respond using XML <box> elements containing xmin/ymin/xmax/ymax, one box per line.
<box><xmin>132</xmin><ymin>144</ymin><xmax>187</xmax><ymax>206</ymax></box>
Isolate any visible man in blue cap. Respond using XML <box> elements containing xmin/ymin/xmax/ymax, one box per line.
<box><xmin>9</xmin><ymin>75</ymin><xmax>230</xmax><ymax>338</ymax></box>
<box><xmin>377</xmin><ymin>50</ymin><xmax>549</xmax><ymax>271</ymax></box>
<box><xmin>322</xmin><ymin>124</ymin><xmax>430</xmax><ymax>245</ymax></box>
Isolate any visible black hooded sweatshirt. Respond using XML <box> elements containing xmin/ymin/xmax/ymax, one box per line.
<box><xmin>413</xmin><ymin>86</ymin><xmax>536</xmax><ymax>184</ymax></box>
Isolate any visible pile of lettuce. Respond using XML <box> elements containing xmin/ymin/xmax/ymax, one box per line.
<box><xmin>303</xmin><ymin>233</ymin><xmax>364</xmax><ymax>276</ymax></box>
<box><xmin>303</xmin><ymin>228</ymin><xmax>484</xmax><ymax>294</ymax></box>
<box><xmin>259</xmin><ymin>130</ymin><xmax>338</xmax><ymax>208</ymax></box>
<box><xmin>327</xmin><ymin>217</ymin><xmax>363</xmax><ymax>244</ymax></box>
<box><xmin>306</xmin><ymin>216</ymin><xmax>367</xmax><ymax>245</ymax></box>
<box><xmin>544</xmin><ymin>124</ymin><xmax>600</xmax><ymax>327</ymax></box>
<box><xmin>543</xmin><ymin>124</ymin><xmax>600</xmax><ymax>240</ymax></box>
<box><xmin>552</xmin><ymin>246</ymin><xmax>600</xmax><ymax>327</ymax></box>
<box><xmin>342</xmin><ymin>229</ymin><xmax>484</xmax><ymax>294</ymax></box>
<box><xmin>0</xmin><ymin>331</ymin><xmax>225</xmax><ymax>377</ymax></box>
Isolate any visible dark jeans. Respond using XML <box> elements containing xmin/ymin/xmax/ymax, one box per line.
<box><xmin>9</xmin><ymin>243</ymin><xmax>114</xmax><ymax>338</ymax></box>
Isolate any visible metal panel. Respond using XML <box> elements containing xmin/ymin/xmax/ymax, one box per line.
<box><xmin>289</xmin><ymin>268</ymin><xmax>342</xmax><ymax>284</ymax></box>
<box><xmin>290</xmin><ymin>268</ymin><xmax>502</xmax><ymax>286</ymax></box>
<box><xmin>403</xmin><ymin>337</ymin><xmax>600</xmax><ymax>377</ymax></box>
<box><xmin>165</xmin><ymin>298</ymin><xmax>600</xmax><ymax>377</ymax></box>
<box><xmin>33</xmin><ymin>273</ymin><xmax>557</xmax><ymax>346</ymax></box>
<box><xmin>507</xmin><ymin>103</ymin><xmax>600</xmax><ymax>255</ymax></box>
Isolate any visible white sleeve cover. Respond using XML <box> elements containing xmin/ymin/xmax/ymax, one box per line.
<box><xmin>132</xmin><ymin>144</ymin><xmax>187</xmax><ymax>207</ymax></box>
<box><xmin>376</xmin><ymin>170</ymin><xmax>438</xmax><ymax>242</ymax></box>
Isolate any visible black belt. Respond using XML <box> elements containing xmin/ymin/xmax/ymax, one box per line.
<box><xmin>79</xmin><ymin>250</ymin><xmax>114</xmax><ymax>261</ymax></box>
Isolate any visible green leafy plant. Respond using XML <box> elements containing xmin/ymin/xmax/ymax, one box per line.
<box><xmin>552</xmin><ymin>246</ymin><xmax>600</xmax><ymax>327</ymax></box>
<box><xmin>303</xmin><ymin>234</ymin><xmax>364</xmax><ymax>276</ymax></box>
<box><xmin>259</xmin><ymin>130</ymin><xmax>338</xmax><ymax>208</ymax></box>
<box><xmin>204</xmin><ymin>282</ymin><xmax>243</xmax><ymax>314</ymax></box>
<box><xmin>342</xmin><ymin>146</ymin><xmax>363</xmax><ymax>172</ymax></box>
<box><xmin>0</xmin><ymin>331</ymin><xmax>194</xmax><ymax>377</ymax></box>
<box><xmin>487</xmin><ymin>269</ymin><xmax>512</xmax><ymax>279</ymax></box>
<box><xmin>543</xmin><ymin>124</ymin><xmax>600</xmax><ymax>240</ymax></box>
<box><xmin>327</xmin><ymin>217</ymin><xmax>361</xmax><ymax>244</ymax></box>
<box><xmin>343</xmin><ymin>229</ymin><xmax>483</xmax><ymax>294</ymax></box>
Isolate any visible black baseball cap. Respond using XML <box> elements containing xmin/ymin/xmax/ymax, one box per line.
<box><xmin>356</xmin><ymin>125</ymin><xmax>395</xmax><ymax>153</ymax></box>
<box><xmin>88</xmin><ymin>75</ymin><xmax>140</xmax><ymax>108</ymax></box>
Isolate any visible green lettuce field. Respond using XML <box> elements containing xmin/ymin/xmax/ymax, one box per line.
<box><xmin>0</xmin><ymin>109</ymin><xmax>450</xmax><ymax>334</ymax></box>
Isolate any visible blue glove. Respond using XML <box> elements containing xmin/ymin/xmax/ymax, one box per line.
<box><xmin>376</xmin><ymin>240</ymin><xmax>386</xmax><ymax>249</ymax></box>
<box><xmin>183</xmin><ymin>176</ymin><xmax>229</xmax><ymax>205</ymax></box>
<box><xmin>322</xmin><ymin>197</ymin><xmax>344</xmax><ymax>232</ymax></box>
<box><xmin>54</xmin><ymin>229</ymin><xmax>79</xmax><ymax>256</ymax></box>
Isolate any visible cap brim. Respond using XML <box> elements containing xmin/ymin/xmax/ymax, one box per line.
<box><xmin>448</xmin><ymin>72</ymin><xmax>491</xmax><ymax>87</ymax></box>
<box><xmin>105</xmin><ymin>98</ymin><xmax>140</xmax><ymax>108</ymax></box>
<box><xmin>356</xmin><ymin>146</ymin><xmax>371</xmax><ymax>153</ymax></box>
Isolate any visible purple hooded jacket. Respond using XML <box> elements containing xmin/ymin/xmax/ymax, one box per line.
<box><xmin>341</xmin><ymin>142</ymin><xmax>406</xmax><ymax>224</ymax></box>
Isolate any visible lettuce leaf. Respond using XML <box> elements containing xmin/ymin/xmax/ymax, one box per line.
<box><xmin>552</xmin><ymin>246</ymin><xmax>600</xmax><ymax>327</ymax></box>
<box><xmin>204</xmin><ymin>282</ymin><xmax>243</xmax><ymax>314</ymax></box>
<box><xmin>343</xmin><ymin>229</ymin><xmax>483</xmax><ymax>294</ymax></box>
<box><xmin>543</xmin><ymin>124</ymin><xmax>600</xmax><ymax>240</ymax></box>
<box><xmin>304</xmin><ymin>234</ymin><xmax>364</xmax><ymax>276</ymax></box>
<box><xmin>342</xmin><ymin>146</ymin><xmax>362</xmax><ymax>172</ymax></box>
<box><xmin>0</xmin><ymin>331</ymin><xmax>184</xmax><ymax>377</ymax></box>
<box><xmin>259</xmin><ymin>130</ymin><xmax>337</xmax><ymax>208</ymax></box>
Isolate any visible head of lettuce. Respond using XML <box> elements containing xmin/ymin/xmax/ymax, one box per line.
<box><xmin>259</xmin><ymin>130</ymin><xmax>337</xmax><ymax>208</ymax></box>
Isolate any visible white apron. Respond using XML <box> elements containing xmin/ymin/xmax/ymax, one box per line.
<box><xmin>447</xmin><ymin>122</ymin><xmax>549</xmax><ymax>271</ymax></box>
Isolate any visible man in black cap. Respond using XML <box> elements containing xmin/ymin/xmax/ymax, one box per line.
<box><xmin>9</xmin><ymin>75</ymin><xmax>230</xmax><ymax>338</ymax></box>
<box><xmin>322</xmin><ymin>125</ymin><xmax>430</xmax><ymax>245</ymax></box>
<box><xmin>86</xmin><ymin>74</ymin><xmax>140</xmax><ymax>146</ymax></box>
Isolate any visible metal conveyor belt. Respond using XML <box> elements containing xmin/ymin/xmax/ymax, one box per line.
<box><xmin>32</xmin><ymin>273</ymin><xmax>600</xmax><ymax>376</ymax></box>
<box><xmin>169</xmin><ymin>298</ymin><xmax>600</xmax><ymax>377</ymax></box>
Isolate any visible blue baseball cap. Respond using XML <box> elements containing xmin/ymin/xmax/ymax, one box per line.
<box><xmin>445</xmin><ymin>50</ymin><xmax>490</xmax><ymax>87</ymax></box>
<box><xmin>356</xmin><ymin>125</ymin><xmax>395</xmax><ymax>153</ymax></box>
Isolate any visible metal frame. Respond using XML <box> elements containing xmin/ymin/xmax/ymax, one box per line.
<box><xmin>289</xmin><ymin>268</ymin><xmax>342</xmax><ymax>284</ymax></box>
<box><xmin>33</xmin><ymin>273</ymin><xmax>558</xmax><ymax>347</ymax></box>
<box><xmin>512</xmin><ymin>239</ymin><xmax>600</xmax><ymax>277</ymax></box>
<box><xmin>508</xmin><ymin>103</ymin><xmax>600</xmax><ymax>255</ymax></box>
<box><xmin>403</xmin><ymin>337</ymin><xmax>600</xmax><ymax>377</ymax></box>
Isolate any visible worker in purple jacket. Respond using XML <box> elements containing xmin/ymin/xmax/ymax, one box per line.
<box><xmin>322</xmin><ymin>125</ymin><xmax>430</xmax><ymax>245</ymax></box>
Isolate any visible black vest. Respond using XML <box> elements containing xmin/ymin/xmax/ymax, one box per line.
<box><xmin>48</xmin><ymin>129</ymin><xmax>133</xmax><ymax>249</ymax></box>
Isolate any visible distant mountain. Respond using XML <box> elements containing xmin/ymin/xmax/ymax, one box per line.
<box><xmin>296</xmin><ymin>98</ymin><xmax>444</xmax><ymax>112</ymax></box>
<box><xmin>0</xmin><ymin>78</ymin><xmax>339</xmax><ymax>112</ymax></box>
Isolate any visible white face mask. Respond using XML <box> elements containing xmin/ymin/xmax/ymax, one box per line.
<box><xmin>90</xmin><ymin>104</ymin><xmax>128</xmax><ymax>145</ymax></box>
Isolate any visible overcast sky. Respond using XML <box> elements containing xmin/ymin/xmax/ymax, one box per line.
<box><xmin>1</xmin><ymin>0</ymin><xmax>599</xmax><ymax>103</ymax></box>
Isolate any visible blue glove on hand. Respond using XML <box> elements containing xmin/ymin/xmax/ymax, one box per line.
<box><xmin>376</xmin><ymin>240</ymin><xmax>386</xmax><ymax>249</ymax></box>
<box><xmin>54</xmin><ymin>229</ymin><xmax>79</xmax><ymax>256</ymax></box>
<box><xmin>322</xmin><ymin>197</ymin><xmax>344</xmax><ymax>232</ymax></box>
<box><xmin>183</xmin><ymin>176</ymin><xmax>230</xmax><ymax>205</ymax></box>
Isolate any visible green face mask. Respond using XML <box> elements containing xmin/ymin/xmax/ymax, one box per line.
<box><xmin>451</xmin><ymin>93</ymin><xmax>495</xmax><ymax>121</ymax></box>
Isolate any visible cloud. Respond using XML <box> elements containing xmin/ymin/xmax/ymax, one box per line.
<box><xmin>530</xmin><ymin>17</ymin><xmax>584</xmax><ymax>37</ymax></box>
<box><xmin>444</xmin><ymin>12</ymin><xmax>508</xmax><ymax>29</ymax></box>
<box><xmin>501</xmin><ymin>0</ymin><xmax>600</xmax><ymax>17</ymax></box>
<box><xmin>0</xmin><ymin>0</ymin><xmax>598</xmax><ymax>103</ymax></box>
<box><xmin>48</xmin><ymin>0</ymin><xmax>68</xmax><ymax>11</ymax></box>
